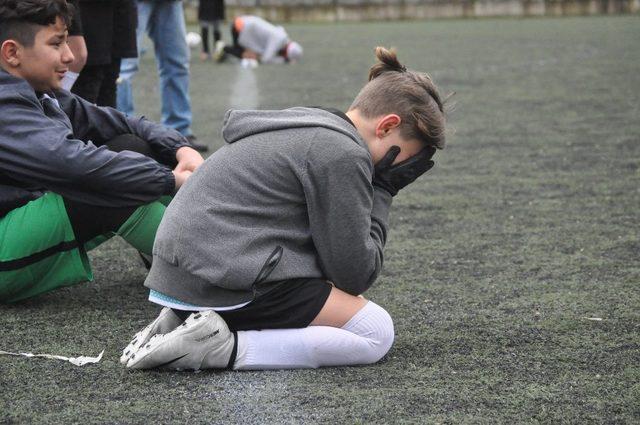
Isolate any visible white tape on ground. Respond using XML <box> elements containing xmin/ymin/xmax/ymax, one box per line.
<box><xmin>0</xmin><ymin>349</ymin><xmax>104</xmax><ymax>366</ymax></box>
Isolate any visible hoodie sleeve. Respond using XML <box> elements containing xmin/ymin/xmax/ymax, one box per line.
<box><xmin>301</xmin><ymin>135</ymin><xmax>392</xmax><ymax>295</ymax></box>
<box><xmin>0</xmin><ymin>91</ymin><xmax>175</xmax><ymax>208</ymax></box>
<box><xmin>56</xmin><ymin>90</ymin><xmax>190</xmax><ymax>167</ymax></box>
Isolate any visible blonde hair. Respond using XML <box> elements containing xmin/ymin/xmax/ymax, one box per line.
<box><xmin>349</xmin><ymin>47</ymin><xmax>447</xmax><ymax>149</ymax></box>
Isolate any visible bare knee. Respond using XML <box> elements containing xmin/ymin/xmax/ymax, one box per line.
<box><xmin>311</xmin><ymin>286</ymin><xmax>368</xmax><ymax>328</ymax></box>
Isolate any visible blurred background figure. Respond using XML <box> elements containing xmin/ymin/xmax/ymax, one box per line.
<box><xmin>117</xmin><ymin>0</ymin><xmax>208</xmax><ymax>152</ymax></box>
<box><xmin>67</xmin><ymin>0</ymin><xmax>137</xmax><ymax>107</ymax></box>
<box><xmin>215</xmin><ymin>15</ymin><xmax>303</xmax><ymax>65</ymax></box>
<box><xmin>199</xmin><ymin>0</ymin><xmax>225</xmax><ymax>61</ymax></box>
<box><xmin>60</xmin><ymin>0</ymin><xmax>87</xmax><ymax>91</ymax></box>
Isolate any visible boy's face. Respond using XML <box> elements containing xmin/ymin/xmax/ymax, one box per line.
<box><xmin>11</xmin><ymin>17</ymin><xmax>73</xmax><ymax>92</ymax></box>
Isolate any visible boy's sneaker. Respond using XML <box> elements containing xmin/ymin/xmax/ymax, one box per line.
<box><xmin>120</xmin><ymin>307</ymin><xmax>183</xmax><ymax>365</ymax></box>
<box><xmin>126</xmin><ymin>310</ymin><xmax>235</xmax><ymax>371</ymax></box>
<box><xmin>214</xmin><ymin>41</ymin><xmax>227</xmax><ymax>62</ymax></box>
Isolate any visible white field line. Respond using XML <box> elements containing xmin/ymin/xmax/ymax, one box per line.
<box><xmin>230</xmin><ymin>66</ymin><xmax>259</xmax><ymax>110</ymax></box>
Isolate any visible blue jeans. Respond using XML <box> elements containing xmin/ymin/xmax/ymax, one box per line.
<box><xmin>117</xmin><ymin>0</ymin><xmax>193</xmax><ymax>136</ymax></box>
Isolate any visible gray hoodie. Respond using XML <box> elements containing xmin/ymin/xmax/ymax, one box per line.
<box><xmin>145</xmin><ymin>107</ymin><xmax>392</xmax><ymax>307</ymax></box>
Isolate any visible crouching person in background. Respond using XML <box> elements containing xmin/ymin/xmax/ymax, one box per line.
<box><xmin>121</xmin><ymin>47</ymin><xmax>447</xmax><ymax>371</ymax></box>
<box><xmin>0</xmin><ymin>0</ymin><xmax>203</xmax><ymax>303</ymax></box>
<box><xmin>215</xmin><ymin>15</ymin><xmax>302</xmax><ymax>66</ymax></box>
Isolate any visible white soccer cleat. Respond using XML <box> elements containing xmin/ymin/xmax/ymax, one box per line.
<box><xmin>120</xmin><ymin>307</ymin><xmax>183</xmax><ymax>365</ymax></box>
<box><xmin>126</xmin><ymin>310</ymin><xmax>235</xmax><ymax>371</ymax></box>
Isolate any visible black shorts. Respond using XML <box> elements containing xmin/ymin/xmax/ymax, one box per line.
<box><xmin>174</xmin><ymin>278</ymin><xmax>332</xmax><ymax>331</ymax></box>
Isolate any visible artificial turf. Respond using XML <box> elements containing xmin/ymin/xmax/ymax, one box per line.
<box><xmin>1</xmin><ymin>15</ymin><xmax>639</xmax><ymax>424</ymax></box>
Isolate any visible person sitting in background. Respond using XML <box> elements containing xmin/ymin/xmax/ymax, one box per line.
<box><xmin>215</xmin><ymin>15</ymin><xmax>303</xmax><ymax>65</ymax></box>
<box><xmin>0</xmin><ymin>0</ymin><xmax>203</xmax><ymax>303</ymax></box>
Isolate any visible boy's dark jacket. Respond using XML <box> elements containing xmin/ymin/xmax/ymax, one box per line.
<box><xmin>0</xmin><ymin>69</ymin><xmax>187</xmax><ymax>217</ymax></box>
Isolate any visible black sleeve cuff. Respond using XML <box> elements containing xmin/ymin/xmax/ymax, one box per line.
<box><xmin>163</xmin><ymin>171</ymin><xmax>176</xmax><ymax>196</ymax></box>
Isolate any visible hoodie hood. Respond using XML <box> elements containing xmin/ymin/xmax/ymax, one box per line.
<box><xmin>222</xmin><ymin>107</ymin><xmax>366</xmax><ymax>149</ymax></box>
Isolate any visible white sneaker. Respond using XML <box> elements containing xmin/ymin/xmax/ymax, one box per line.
<box><xmin>126</xmin><ymin>310</ymin><xmax>235</xmax><ymax>371</ymax></box>
<box><xmin>120</xmin><ymin>307</ymin><xmax>183</xmax><ymax>365</ymax></box>
<box><xmin>213</xmin><ymin>40</ymin><xmax>226</xmax><ymax>62</ymax></box>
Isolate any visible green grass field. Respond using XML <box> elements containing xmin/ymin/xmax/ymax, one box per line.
<box><xmin>2</xmin><ymin>16</ymin><xmax>639</xmax><ymax>424</ymax></box>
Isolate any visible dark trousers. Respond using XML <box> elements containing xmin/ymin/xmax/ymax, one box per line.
<box><xmin>64</xmin><ymin>134</ymin><xmax>163</xmax><ymax>243</ymax></box>
<box><xmin>201</xmin><ymin>21</ymin><xmax>222</xmax><ymax>54</ymax></box>
<box><xmin>72</xmin><ymin>58</ymin><xmax>122</xmax><ymax>107</ymax></box>
<box><xmin>223</xmin><ymin>24</ymin><xmax>245</xmax><ymax>59</ymax></box>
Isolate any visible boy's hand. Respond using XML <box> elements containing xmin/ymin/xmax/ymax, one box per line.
<box><xmin>175</xmin><ymin>146</ymin><xmax>204</xmax><ymax>174</ymax></box>
<box><xmin>172</xmin><ymin>169</ymin><xmax>192</xmax><ymax>190</ymax></box>
<box><xmin>373</xmin><ymin>146</ymin><xmax>436</xmax><ymax>196</ymax></box>
<box><xmin>172</xmin><ymin>146</ymin><xmax>202</xmax><ymax>191</ymax></box>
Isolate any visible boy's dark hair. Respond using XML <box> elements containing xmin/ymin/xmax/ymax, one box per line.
<box><xmin>349</xmin><ymin>47</ymin><xmax>448</xmax><ymax>149</ymax></box>
<box><xmin>0</xmin><ymin>0</ymin><xmax>73</xmax><ymax>47</ymax></box>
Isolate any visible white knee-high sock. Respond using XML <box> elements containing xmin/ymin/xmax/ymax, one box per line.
<box><xmin>233</xmin><ymin>301</ymin><xmax>394</xmax><ymax>370</ymax></box>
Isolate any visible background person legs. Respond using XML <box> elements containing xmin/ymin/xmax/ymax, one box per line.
<box><xmin>70</xmin><ymin>0</ymin><xmax>136</xmax><ymax>108</ymax></box>
<box><xmin>115</xmin><ymin>0</ymin><xmax>150</xmax><ymax>116</ymax></box>
<box><xmin>72</xmin><ymin>64</ymin><xmax>105</xmax><ymax>104</ymax></box>
<box><xmin>73</xmin><ymin>60</ymin><xmax>122</xmax><ymax>107</ymax></box>
<box><xmin>200</xmin><ymin>23</ymin><xmax>211</xmax><ymax>59</ymax></box>
<box><xmin>200</xmin><ymin>20</ymin><xmax>222</xmax><ymax>60</ymax></box>
<box><xmin>116</xmin><ymin>1</ymin><xmax>207</xmax><ymax>151</ymax></box>
<box><xmin>212</xmin><ymin>20</ymin><xmax>222</xmax><ymax>44</ymax></box>
<box><xmin>147</xmin><ymin>1</ymin><xmax>192</xmax><ymax>137</ymax></box>
<box><xmin>96</xmin><ymin>58</ymin><xmax>122</xmax><ymax>108</ymax></box>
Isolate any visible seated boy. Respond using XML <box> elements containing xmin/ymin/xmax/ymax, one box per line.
<box><xmin>121</xmin><ymin>47</ymin><xmax>446</xmax><ymax>371</ymax></box>
<box><xmin>0</xmin><ymin>0</ymin><xmax>203</xmax><ymax>303</ymax></box>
